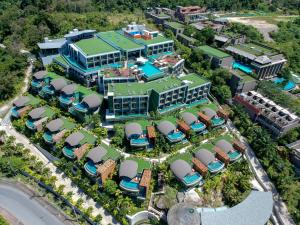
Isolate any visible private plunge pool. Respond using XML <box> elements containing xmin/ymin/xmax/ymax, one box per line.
<box><xmin>120</xmin><ymin>178</ymin><xmax>140</xmax><ymax>192</ymax></box>
<box><xmin>182</xmin><ymin>172</ymin><xmax>202</xmax><ymax>186</ymax></box>
<box><xmin>272</xmin><ymin>77</ymin><xmax>296</xmax><ymax>91</ymax></box>
<box><xmin>232</xmin><ymin>62</ymin><xmax>253</xmax><ymax>74</ymax></box>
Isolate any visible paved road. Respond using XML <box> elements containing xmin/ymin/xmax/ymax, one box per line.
<box><xmin>0</xmin><ymin>184</ymin><xmax>65</xmax><ymax>225</ymax></box>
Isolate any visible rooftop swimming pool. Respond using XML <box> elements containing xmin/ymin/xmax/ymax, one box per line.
<box><xmin>228</xmin><ymin>150</ymin><xmax>242</xmax><ymax>161</ymax></box>
<box><xmin>120</xmin><ymin>178</ymin><xmax>140</xmax><ymax>192</ymax></box>
<box><xmin>232</xmin><ymin>62</ymin><xmax>253</xmax><ymax>74</ymax></box>
<box><xmin>84</xmin><ymin>161</ymin><xmax>97</xmax><ymax>176</ymax></box>
<box><xmin>139</xmin><ymin>62</ymin><xmax>162</xmax><ymax>80</ymax></box>
<box><xmin>208</xmin><ymin>161</ymin><xmax>224</xmax><ymax>173</ymax></box>
<box><xmin>272</xmin><ymin>77</ymin><xmax>296</xmax><ymax>91</ymax></box>
<box><xmin>167</xmin><ymin>131</ymin><xmax>184</xmax><ymax>142</ymax></box>
<box><xmin>183</xmin><ymin>172</ymin><xmax>202</xmax><ymax>186</ymax></box>
<box><xmin>191</xmin><ymin>122</ymin><xmax>206</xmax><ymax>132</ymax></box>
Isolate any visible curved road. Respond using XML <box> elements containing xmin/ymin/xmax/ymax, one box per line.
<box><xmin>0</xmin><ymin>184</ymin><xmax>65</xmax><ymax>225</ymax></box>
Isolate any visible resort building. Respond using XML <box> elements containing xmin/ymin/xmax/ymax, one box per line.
<box><xmin>68</xmin><ymin>94</ymin><xmax>102</xmax><ymax>122</ymax></box>
<box><xmin>11</xmin><ymin>95</ymin><xmax>40</xmax><ymax>118</ymax></box>
<box><xmin>214</xmin><ymin>33</ymin><xmax>246</xmax><ymax>47</ymax></box>
<box><xmin>167</xmin><ymin>191</ymin><xmax>273</xmax><ymax>225</ymax></box>
<box><xmin>174</xmin><ymin>6</ymin><xmax>207</xmax><ymax>23</ymax></box>
<box><xmin>106</xmin><ymin>74</ymin><xmax>211</xmax><ymax>121</ymax></box>
<box><xmin>39</xmin><ymin>77</ymin><xmax>68</xmax><ymax>99</ymax></box>
<box><xmin>170</xmin><ymin>159</ymin><xmax>203</xmax><ymax>187</ymax></box>
<box><xmin>25</xmin><ymin>107</ymin><xmax>55</xmax><ymax>132</ymax></box>
<box><xmin>198</xmin><ymin>45</ymin><xmax>234</xmax><ymax>69</ymax></box>
<box><xmin>164</xmin><ymin>22</ymin><xmax>185</xmax><ymax>37</ymax></box>
<box><xmin>62</xmin><ymin>130</ymin><xmax>96</xmax><ymax>160</ymax></box>
<box><xmin>198</xmin><ymin>107</ymin><xmax>226</xmax><ymax>128</ymax></box>
<box><xmin>194</xmin><ymin>149</ymin><xmax>225</xmax><ymax>174</ymax></box>
<box><xmin>84</xmin><ymin>145</ymin><xmax>120</xmax><ymax>185</ymax></box>
<box><xmin>30</xmin><ymin>71</ymin><xmax>48</xmax><ymax>92</ymax></box>
<box><xmin>119</xmin><ymin>158</ymin><xmax>152</xmax><ymax>199</ymax></box>
<box><xmin>191</xmin><ymin>21</ymin><xmax>225</xmax><ymax>33</ymax></box>
<box><xmin>180</xmin><ymin>112</ymin><xmax>206</xmax><ymax>133</ymax></box>
<box><xmin>43</xmin><ymin>117</ymin><xmax>76</xmax><ymax>145</ymax></box>
<box><xmin>125</xmin><ymin>123</ymin><xmax>150</xmax><ymax>148</ymax></box>
<box><xmin>214</xmin><ymin>140</ymin><xmax>243</xmax><ymax>162</ymax></box>
<box><xmin>234</xmin><ymin>91</ymin><xmax>300</xmax><ymax>137</ymax></box>
<box><xmin>228</xmin><ymin>69</ymin><xmax>257</xmax><ymax>95</ymax></box>
<box><xmin>145</xmin><ymin>7</ymin><xmax>171</xmax><ymax>25</ymax></box>
<box><xmin>176</xmin><ymin>33</ymin><xmax>198</xmax><ymax>47</ymax></box>
<box><xmin>157</xmin><ymin>120</ymin><xmax>185</xmax><ymax>143</ymax></box>
<box><xmin>225</xmin><ymin>42</ymin><xmax>286</xmax><ymax>80</ymax></box>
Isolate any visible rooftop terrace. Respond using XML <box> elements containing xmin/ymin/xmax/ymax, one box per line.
<box><xmin>179</xmin><ymin>73</ymin><xmax>209</xmax><ymax>88</ymax></box>
<box><xmin>198</xmin><ymin>45</ymin><xmax>231</xmax><ymax>59</ymax></box>
<box><xmin>98</xmin><ymin>31</ymin><xmax>143</xmax><ymax>51</ymax></box>
<box><xmin>133</xmin><ymin>34</ymin><xmax>173</xmax><ymax>46</ymax></box>
<box><xmin>233</xmin><ymin>43</ymin><xmax>276</xmax><ymax>57</ymax></box>
<box><xmin>165</xmin><ymin>21</ymin><xmax>185</xmax><ymax>29</ymax></box>
<box><xmin>74</xmin><ymin>38</ymin><xmax>118</xmax><ymax>56</ymax></box>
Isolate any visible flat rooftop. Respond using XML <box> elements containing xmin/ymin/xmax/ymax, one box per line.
<box><xmin>233</xmin><ymin>43</ymin><xmax>276</xmax><ymax>57</ymax></box>
<box><xmin>98</xmin><ymin>31</ymin><xmax>143</xmax><ymax>51</ymax></box>
<box><xmin>134</xmin><ymin>35</ymin><xmax>173</xmax><ymax>46</ymax></box>
<box><xmin>179</xmin><ymin>73</ymin><xmax>209</xmax><ymax>88</ymax></box>
<box><xmin>74</xmin><ymin>38</ymin><xmax>118</xmax><ymax>56</ymax></box>
<box><xmin>199</xmin><ymin>45</ymin><xmax>231</xmax><ymax>59</ymax></box>
<box><xmin>165</xmin><ymin>21</ymin><xmax>185</xmax><ymax>29</ymax></box>
<box><xmin>231</xmin><ymin>69</ymin><xmax>256</xmax><ymax>82</ymax></box>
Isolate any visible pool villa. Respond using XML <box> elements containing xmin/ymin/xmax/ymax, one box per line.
<box><xmin>181</xmin><ymin>112</ymin><xmax>206</xmax><ymax>133</ymax></box>
<box><xmin>59</xmin><ymin>84</ymin><xmax>78</xmax><ymax>107</ymax></box>
<box><xmin>200</xmin><ymin>108</ymin><xmax>226</xmax><ymax>127</ymax></box>
<box><xmin>11</xmin><ymin>95</ymin><xmax>40</xmax><ymax>118</ymax></box>
<box><xmin>25</xmin><ymin>107</ymin><xmax>55</xmax><ymax>131</ymax></box>
<box><xmin>124</xmin><ymin>122</ymin><xmax>149</xmax><ymax>148</ymax></box>
<box><xmin>62</xmin><ymin>130</ymin><xmax>96</xmax><ymax>159</ymax></box>
<box><xmin>119</xmin><ymin>159</ymin><xmax>152</xmax><ymax>199</ymax></box>
<box><xmin>272</xmin><ymin>77</ymin><xmax>296</xmax><ymax>91</ymax></box>
<box><xmin>30</xmin><ymin>71</ymin><xmax>47</xmax><ymax>91</ymax></box>
<box><xmin>215</xmin><ymin>140</ymin><xmax>242</xmax><ymax>162</ymax></box>
<box><xmin>39</xmin><ymin>78</ymin><xmax>67</xmax><ymax>98</ymax></box>
<box><xmin>84</xmin><ymin>146</ymin><xmax>111</xmax><ymax>176</ymax></box>
<box><xmin>43</xmin><ymin>118</ymin><xmax>76</xmax><ymax>144</ymax></box>
<box><xmin>157</xmin><ymin>120</ymin><xmax>185</xmax><ymax>143</ymax></box>
<box><xmin>194</xmin><ymin>149</ymin><xmax>225</xmax><ymax>174</ymax></box>
<box><xmin>170</xmin><ymin>159</ymin><xmax>203</xmax><ymax>187</ymax></box>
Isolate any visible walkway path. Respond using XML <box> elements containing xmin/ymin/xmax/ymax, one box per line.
<box><xmin>227</xmin><ymin>120</ymin><xmax>295</xmax><ymax>225</ymax></box>
<box><xmin>0</xmin><ymin>124</ymin><xmax>120</xmax><ymax>225</ymax></box>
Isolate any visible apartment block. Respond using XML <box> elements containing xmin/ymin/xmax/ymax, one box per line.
<box><xmin>174</xmin><ymin>6</ymin><xmax>207</xmax><ymax>23</ymax></box>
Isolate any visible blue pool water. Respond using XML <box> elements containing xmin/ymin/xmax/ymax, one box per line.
<box><xmin>43</xmin><ymin>132</ymin><xmax>53</xmax><ymax>143</ymax></box>
<box><xmin>59</xmin><ymin>95</ymin><xmax>73</xmax><ymax>105</ymax></box>
<box><xmin>74</xmin><ymin>103</ymin><xmax>88</xmax><ymax>113</ymax></box>
<box><xmin>11</xmin><ymin>107</ymin><xmax>20</xmax><ymax>117</ymax></box>
<box><xmin>168</xmin><ymin>131</ymin><xmax>184</xmax><ymax>142</ymax></box>
<box><xmin>131</xmin><ymin>137</ymin><xmax>149</xmax><ymax>146</ymax></box>
<box><xmin>233</xmin><ymin>62</ymin><xmax>253</xmax><ymax>74</ymax></box>
<box><xmin>183</xmin><ymin>172</ymin><xmax>202</xmax><ymax>185</ymax></box>
<box><xmin>120</xmin><ymin>178</ymin><xmax>139</xmax><ymax>191</ymax></box>
<box><xmin>191</xmin><ymin>122</ymin><xmax>206</xmax><ymax>132</ymax></box>
<box><xmin>31</xmin><ymin>80</ymin><xmax>42</xmax><ymax>88</ymax></box>
<box><xmin>228</xmin><ymin>150</ymin><xmax>242</xmax><ymax>161</ymax></box>
<box><xmin>208</xmin><ymin>161</ymin><xmax>224</xmax><ymax>172</ymax></box>
<box><xmin>42</xmin><ymin>85</ymin><xmax>55</xmax><ymax>95</ymax></box>
<box><xmin>139</xmin><ymin>62</ymin><xmax>162</xmax><ymax>79</ymax></box>
<box><xmin>272</xmin><ymin>77</ymin><xmax>296</xmax><ymax>91</ymax></box>
<box><xmin>84</xmin><ymin>161</ymin><xmax>97</xmax><ymax>175</ymax></box>
<box><xmin>26</xmin><ymin>119</ymin><xmax>36</xmax><ymax>129</ymax></box>
<box><xmin>212</xmin><ymin>117</ymin><xmax>225</xmax><ymax>126</ymax></box>
<box><xmin>63</xmin><ymin>146</ymin><xmax>75</xmax><ymax>158</ymax></box>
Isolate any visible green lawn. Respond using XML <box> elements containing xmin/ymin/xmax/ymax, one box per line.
<box><xmin>126</xmin><ymin>157</ymin><xmax>151</xmax><ymax>173</ymax></box>
<box><xmin>167</xmin><ymin>152</ymin><xmax>193</xmax><ymax>165</ymax></box>
<box><xmin>212</xmin><ymin>134</ymin><xmax>234</xmax><ymax>144</ymax></box>
<box><xmin>100</xmin><ymin>143</ymin><xmax>121</xmax><ymax>161</ymax></box>
<box><xmin>79</xmin><ymin>129</ymin><xmax>97</xmax><ymax>145</ymax></box>
<box><xmin>198</xmin><ymin>45</ymin><xmax>231</xmax><ymax>59</ymax></box>
<box><xmin>75</xmin><ymin>38</ymin><xmax>117</xmax><ymax>56</ymax></box>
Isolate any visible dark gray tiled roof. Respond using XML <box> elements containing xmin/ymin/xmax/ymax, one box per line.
<box><xmin>13</xmin><ymin>96</ymin><xmax>30</xmax><ymax>107</ymax></box>
<box><xmin>46</xmin><ymin>118</ymin><xmax>64</xmax><ymax>132</ymax></box>
<box><xmin>170</xmin><ymin>159</ymin><xmax>191</xmax><ymax>180</ymax></box>
<box><xmin>28</xmin><ymin>107</ymin><xmax>45</xmax><ymax>119</ymax></box>
<box><xmin>65</xmin><ymin>131</ymin><xmax>84</xmax><ymax>146</ymax></box>
<box><xmin>195</xmin><ymin>149</ymin><xmax>215</xmax><ymax>166</ymax></box>
<box><xmin>125</xmin><ymin>123</ymin><xmax>143</xmax><ymax>139</ymax></box>
<box><xmin>157</xmin><ymin>121</ymin><xmax>176</xmax><ymax>136</ymax></box>
<box><xmin>61</xmin><ymin>84</ymin><xmax>77</xmax><ymax>95</ymax></box>
<box><xmin>50</xmin><ymin>78</ymin><xmax>67</xmax><ymax>91</ymax></box>
<box><xmin>82</xmin><ymin>94</ymin><xmax>101</xmax><ymax>108</ymax></box>
<box><xmin>202</xmin><ymin>108</ymin><xmax>216</xmax><ymax>119</ymax></box>
<box><xmin>119</xmin><ymin>160</ymin><xmax>138</xmax><ymax>179</ymax></box>
<box><xmin>86</xmin><ymin>146</ymin><xmax>107</xmax><ymax>164</ymax></box>
<box><xmin>33</xmin><ymin>71</ymin><xmax>47</xmax><ymax>80</ymax></box>
<box><xmin>182</xmin><ymin>112</ymin><xmax>198</xmax><ymax>126</ymax></box>
<box><xmin>215</xmin><ymin>140</ymin><xmax>234</xmax><ymax>153</ymax></box>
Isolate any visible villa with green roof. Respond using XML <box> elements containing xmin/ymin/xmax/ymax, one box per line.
<box><xmin>106</xmin><ymin>73</ymin><xmax>211</xmax><ymax>121</ymax></box>
<box><xmin>11</xmin><ymin>95</ymin><xmax>41</xmax><ymax>118</ymax></box>
<box><xmin>25</xmin><ymin>106</ymin><xmax>56</xmax><ymax>132</ymax></box>
<box><xmin>198</xmin><ymin>45</ymin><xmax>233</xmax><ymax>69</ymax></box>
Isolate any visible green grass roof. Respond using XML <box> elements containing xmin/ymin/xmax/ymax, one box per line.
<box><xmin>231</xmin><ymin>69</ymin><xmax>256</xmax><ymax>82</ymax></box>
<box><xmin>61</xmin><ymin>117</ymin><xmax>76</xmax><ymax>130</ymax></box>
<box><xmin>179</xmin><ymin>73</ymin><xmax>209</xmax><ymax>88</ymax></box>
<box><xmin>234</xmin><ymin>43</ymin><xmax>275</xmax><ymax>56</ymax></box>
<box><xmin>54</xmin><ymin>55</ymin><xmax>69</xmax><ymax>68</ymax></box>
<box><xmin>135</xmin><ymin>35</ymin><xmax>173</xmax><ymax>46</ymax></box>
<box><xmin>79</xmin><ymin>129</ymin><xmax>97</xmax><ymax>145</ymax></box>
<box><xmin>27</xmin><ymin>94</ymin><xmax>41</xmax><ymax>106</ymax></box>
<box><xmin>98</xmin><ymin>31</ymin><xmax>143</xmax><ymax>51</ymax></box>
<box><xmin>167</xmin><ymin>153</ymin><xmax>193</xmax><ymax>165</ymax></box>
<box><xmin>100</xmin><ymin>143</ymin><xmax>121</xmax><ymax>161</ymax></box>
<box><xmin>75</xmin><ymin>38</ymin><xmax>118</xmax><ymax>56</ymax></box>
<box><xmin>165</xmin><ymin>21</ymin><xmax>185</xmax><ymax>29</ymax></box>
<box><xmin>199</xmin><ymin>45</ymin><xmax>231</xmax><ymax>59</ymax></box>
<box><xmin>126</xmin><ymin>157</ymin><xmax>151</xmax><ymax>173</ymax></box>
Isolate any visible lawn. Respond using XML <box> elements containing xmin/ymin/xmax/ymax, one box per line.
<box><xmin>126</xmin><ymin>157</ymin><xmax>152</xmax><ymax>173</ymax></box>
<box><xmin>167</xmin><ymin>152</ymin><xmax>193</xmax><ymax>165</ymax></box>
